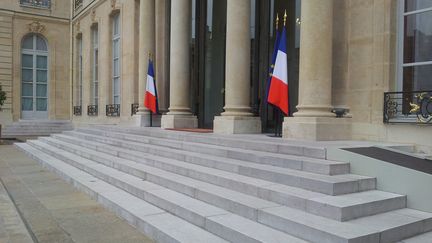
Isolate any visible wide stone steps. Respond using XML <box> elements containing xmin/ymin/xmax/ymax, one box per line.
<box><xmin>39</xmin><ymin>135</ymin><xmax>374</xmax><ymax>200</ymax></box>
<box><xmin>2</xmin><ymin>120</ymin><xmax>73</xmax><ymax>138</ymax></box>
<box><xmin>19</xmin><ymin>136</ymin><xmax>432</xmax><ymax>243</ymax></box>
<box><xmin>15</xmin><ymin>143</ymin><xmax>229</xmax><ymax>243</ymax></box>
<box><xmin>57</xmin><ymin>132</ymin><xmax>369</xmax><ymax>195</ymax></box>
<box><xmin>19</xmin><ymin>142</ymin><xmax>308</xmax><ymax>243</ymax></box>
<box><xmin>49</xmin><ymin>133</ymin><xmax>407</xmax><ymax>222</ymax></box>
<box><xmin>65</xmin><ymin>130</ymin><xmax>349</xmax><ymax>175</ymax></box>
<box><xmin>86</xmin><ymin>126</ymin><xmax>328</xmax><ymax>159</ymax></box>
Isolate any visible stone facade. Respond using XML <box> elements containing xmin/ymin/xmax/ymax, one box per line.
<box><xmin>0</xmin><ymin>0</ymin><xmax>70</xmax><ymax>125</ymax></box>
<box><xmin>2</xmin><ymin>0</ymin><xmax>432</xmax><ymax>150</ymax></box>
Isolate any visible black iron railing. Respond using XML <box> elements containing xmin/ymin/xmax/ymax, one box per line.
<box><xmin>384</xmin><ymin>91</ymin><xmax>432</xmax><ymax>124</ymax></box>
<box><xmin>74</xmin><ymin>0</ymin><xmax>83</xmax><ymax>9</ymax></box>
<box><xmin>20</xmin><ymin>0</ymin><xmax>50</xmax><ymax>8</ymax></box>
<box><xmin>131</xmin><ymin>103</ymin><xmax>139</xmax><ymax>116</ymax></box>
<box><xmin>106</xmin><ymin>104</ymin><xmax>120</xmax><ymax>117</ymax></box>
<box><xmin>87</xmin><ymin>105</ymin><xmax>98</xmax><ymax>116</ymax></box>
<box><xmin>73</xmin><ymin>106</ymin><xmax>82</xmax><ymax>116</ymax></box>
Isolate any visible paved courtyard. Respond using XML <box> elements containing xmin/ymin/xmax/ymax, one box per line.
<box><xmin>0</xmin><ymin>145</ymin><xmax>153</xmax><ymax>243</ymax></box>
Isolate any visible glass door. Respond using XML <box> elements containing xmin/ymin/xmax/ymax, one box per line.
<box><xmin>192</xmin><ymin>0</ymin><xmax>227</xmax><ymax>129</ymax></box>
<box><xmin>21</xmin><ymin>34</ymin><xmax>49</xmax><ymax>119</ymax></box>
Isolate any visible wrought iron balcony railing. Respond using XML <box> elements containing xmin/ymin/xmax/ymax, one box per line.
<box><xmin>87</xmin><ymin>105</ymin><xmax>98</xmax><ymax>116</ymax></box>
<box><xmin>73</xmin><ymin>106</ymin><xmax>82</xmax><ymax>116</ymax></box>
<box><xmin>106</xmin><ymin>104</ymin><xmax>120</xmax><ymax>117</ymax></box>
<box><xmin>384</xmin><ymin>91</ymin><xmax>432</xmax><ymax>124</ymax></box>
<box><xmin>74</xmin><ymin>0</ymin><xmax>83</xmax><ymax>9</ymax></box>
<box><xmin>20</xmin><ymin>0</ymin><xmax>51</xmax><ymax>9</ymax></box>
<box><xmin>131</xmin><ymin>103</ymin><xmax>139</xmax><ymax>116</ymax></box>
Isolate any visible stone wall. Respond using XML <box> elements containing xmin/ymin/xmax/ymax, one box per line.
<box><xmin>0</xmin><ymin>12</ymin><xmax>13</xmax><ymax>125</ymax></box>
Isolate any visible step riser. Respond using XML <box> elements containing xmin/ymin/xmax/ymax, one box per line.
<box><xmin>57</xmin><ymin>133</ymin><xmax>354</xmax><ymax>195</ymax></box>
<box><xmin>25</xmin><ymin>142</ymin><xmax>309</xmax><ymax>243</ymax></box>
<box><xmin>65</xmin><ymin>131</ymin><xmax>349</xmax><ymax>176</ymax></box>
<box><xmin>82</xmin><ymin>127</ymin><xmax>327</xmax><ymax>159</ymax></box>
<box><xmin>37</xmin><ymin>138</ymin><xmax>402</xmax><ymax>223</ymax></box>
<box><xmin>44</xmin><ymin>136</ymin><xmax>359</xmax><ymax>197</ymax></box>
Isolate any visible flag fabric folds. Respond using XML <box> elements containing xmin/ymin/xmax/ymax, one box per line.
<box><xmin>265</xmin><ymin>28</ymin><xmax>281</xmax><ymax>103</ymax></box>
<box><xmin>144</xmin><ymin>59</ymin><xmax>158</xmax><ymax>114</ymax></box>
<box><xmin>267</xmin><ymin>26</ymin><xmax>289</xmax><ymax>115</ymax></box>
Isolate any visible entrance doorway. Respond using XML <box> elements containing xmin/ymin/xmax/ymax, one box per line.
<box><xmin>254</xmin><ymin>0</ymin><xmax>301</xmax><ymax>133</ymax></box>
<box><xmin>191</xmin><ymin>0</ymin><xmax>226</xmax><ymax>129</ymax></box>
<box><xmin>21</xmin><ymin>34</ymin><xmax>49</xmax><ymax>120</ymax></box>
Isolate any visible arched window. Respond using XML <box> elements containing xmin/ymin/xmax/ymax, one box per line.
<box><xmin>21</xmin><ymin>34</ymin><xmax>48</xmax><ymax>119</ymax></box>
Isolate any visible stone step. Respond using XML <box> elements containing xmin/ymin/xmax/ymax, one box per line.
<box><xmin>36</xmin><ymin>137</ymin><xmax>404</xmax><ymax>222</ymax></box>
<box><xmin>23</xmin><ymin>140</ymin><xmax>432</xmax><ymax>243</ymax></box>
<box><xmin>88</xmin><ymin>126</ymin><xmax>328</xmax><ymax>159</ymax></box>
<box><xmin>42</xmin><ymin>135</ymin><xmax>375</xmax><ymax>197</ymax></box>
<box><xmin>14</xmin><ymin>143</ymin><xmax>229</xmax><ymax>243</ymax></box>
<box><xmin>64</xmin><ymin>130</ymin><xmax>349</xmax><ymax>175</ymax></box>
<box><xmin>75</xmin><ymin>128</ymin><xmax>347</xmax><ymax>175</ymax></box>
<box><xmin>22</xmin><ymin>141</ymin><xmax>307</xmax><ymax>243</ymax></box>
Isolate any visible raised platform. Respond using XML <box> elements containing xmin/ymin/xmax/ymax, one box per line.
<box><xmin>14</xmin><ymin>125</ymin><xmax>432</xmax><ymax>242</ymax></box>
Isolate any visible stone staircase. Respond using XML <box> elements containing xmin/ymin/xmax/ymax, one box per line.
<box><xmin>1</xmin><ymin>120</ymin><xmax>73</xmax><ymax>139</ymax></box>
<box><xmin>14</xmin><ymin>125</ymin><xmax>432</xmax><ymax>243</ymax></box>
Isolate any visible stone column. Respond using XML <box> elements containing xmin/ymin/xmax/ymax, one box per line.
<box><xmin>213</xmin><ymin>0</ymin><xmax>261</xmax><ymax>134</ymax></box>
<box><xmin>155</xmin><ymin>0</ymin><xmax>170</xmax><ymax>114</ymax></box>
<box><xmin>161</xmin><ymin>0</ymin><xmax>198</xmax><ymax>129</ymax></box>
<box><xmin>134</xmin><ymin>0</ymin><xmax>156</xmax><ymax>126</ymax></box>
<box><xmin>283</xmin><ymin>0</ymin><xmax>351</xmax><ymax>140</ymax></box>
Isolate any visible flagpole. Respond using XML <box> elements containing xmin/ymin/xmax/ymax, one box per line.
<box><xmin>275</xmin><ymin>10</ymin><xmax>288</xmax><ymax>137</ymax></box>
<box><xmin>149</xmin><ymin>52</ymin><xmax>153</xmax><ymax>127</ymax></box>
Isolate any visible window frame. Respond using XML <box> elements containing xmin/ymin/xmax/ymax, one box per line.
<box><xmin>92</xmin><ymin>26</ymin><xmax>99</xmax><ymax>106</ymax></box>
<box><xmin>397</xmin><ymin>0</ymin><xmax>432</xmax><ymax>92</ymax></box>
<box><xmin>112</xmin><ymin>14</ymin><xmax>121</xmax><ymax>105</ymax></box>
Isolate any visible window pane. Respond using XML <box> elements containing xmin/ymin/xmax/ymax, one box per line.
<box><xmin>36</xmin><ymin>84</ymin><xmax>47</xmax><ymax>97</ymax></box>
<box><xmin>36</xmin><ymin>36</ymin><xmax>47</xmax><ymax>51</ymax></box>
<box><xmin>113</xmin><ymin>15</ymin><xmax>119</xmax><ymax>35</ymax></box>
<box><xmin>22</xmin><ymin>69</ymin><xmax>33</xmax><ymax>82</ymax></box>
<box><xmin>36</xmin><ymin>98</ymin><xmax>47</xmax><ymax>111</ymax></box>
<box><xmin>22</xmin><ymin>36</ymin><xmax>33</xmax><ymax>50</ymax></box>
<box><xmin>403</xmin><ymin>65</ymin><xmax>432</xmax><ymax>91</ymax></box>
<box><xmin>114</xmin><ymin>96</ymin><xmax>120</xmax><ymax>105</ymax></box>
<box><xmin>21</xmin><ymin>98</ymin><xmax>33</xmax><ymax>111</ymax></box>
<box><xmin>113</xmin><ymin>59</ymin><xmax>119</xmax><ymax>76</ymax></box>
<box><xmin>22</xmin><ymin>54</ymin><xmax>33</xmax><ymax>68</ymax></box>
<box><xmin>37</xmin><ymin>70</ymin><xmax>47</xmax><ymax>83</ymax></box>
<box><xmin>405</xmin><ymin>0</ymin><xmax>432</xmax><ymax>12</ymax></box>
<box><xmin>22</xmin><ymin>83</ymin><xmax>33</xmax><ymax>96</ymax></box>
<box><xmin>113</xmin><ymin>40</ymin><xmax>119</xmax><ymax>58</ymax></box>
<box><xmin>37</xmin><ymin>56</ymin><xmax>47</xmax><ymax>69</ymax></box>
<box><xmin>404</xmin><ymin>10</ymin><xmax>432</xmax><ymax>63</ymax></box>
<box><xmin>113</xmin><ymin>77</ymin><xmax>120</xmax><ymax>94</ymax></box>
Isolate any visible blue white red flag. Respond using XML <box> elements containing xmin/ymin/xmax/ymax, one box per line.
<box><xmin>267</xmin><ymin>26</ymin><xmax>289</xmax><ymax>115</ymax></box>
<box><xmin>144</xmin><ymin>59</ymin><xmax>158</xmax><ymax>114</ymax></box>
<box><xmin>266</xmin><ymin>28</ymin><xmax>281</xmax><ymax>103</ymax></box>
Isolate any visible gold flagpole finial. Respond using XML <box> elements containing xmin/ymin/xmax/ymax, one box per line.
<box><xmin>148</xmin><ymin>52</ymin><xmax>152</xmax><ymax>61</ymax></box>
<box><xmin>283</xmin><ymin>10</ymin><xmax>287</xmax><ymax>26</ymax></box>
<box><xmin>275</xmin><ymin>13</ymin><xmax>279</xmax><ymax>31</ymax></box>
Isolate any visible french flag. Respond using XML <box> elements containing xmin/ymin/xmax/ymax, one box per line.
<box><xmin>267</xmin><ymin>26</ymin><xmax>289</xmax><ymax>115</ymax></box>
<box><xmin>144</xmin><ymin>59</ymin><xmax>158</xmax><ymax>114</ymax></box>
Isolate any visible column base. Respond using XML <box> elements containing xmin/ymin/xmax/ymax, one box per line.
<box><xmin>283</xmin><ymin>117</ymin><xmax>352</xmax><ymax>141</ymax></box>
<box><xmin>213</xmin><ymin>116</ymin><xmax>261</xmax><ymax>134</ymax></box>
<box><xmin>161</xmin><ymin>114</ymin><xmax>198</xmax><ymax>129</ymax></box>
<box><xmin>133</xmin><ymin>113</ymin><xmax>161</xmax><ymax>127</ymax></box>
